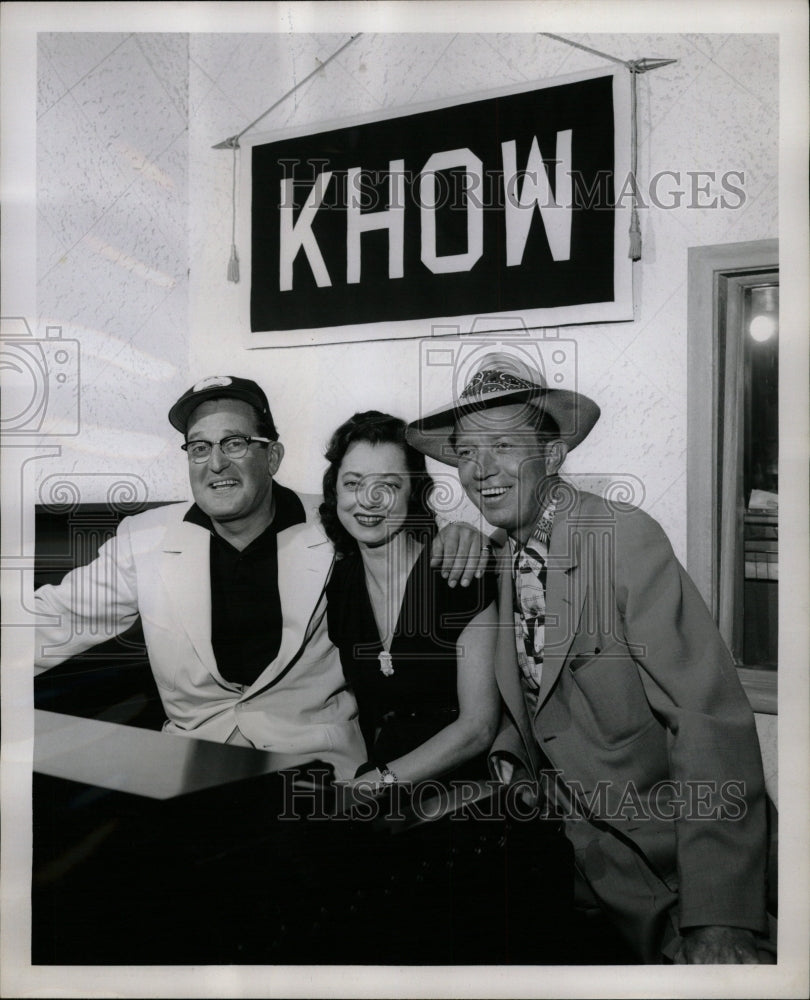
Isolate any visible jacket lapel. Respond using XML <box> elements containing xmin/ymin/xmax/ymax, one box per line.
<box><xmin>159</xmin><ymin>512</ymin><xmax>218</xmax><ymax>677</ymax></box>
<box><xmin>536</xmin><ymin>488</ymin><xmax>586</xmax><ymax>711</ymax></box>
<box><xmin>245</xmin><ymin>521</ymin><xmax>335</xmax><ymax>696</ymax></box>
<box><xmin>492</xmin><ymin>535</ymin><xmax>536</xmax><ymax>759</ymax></box>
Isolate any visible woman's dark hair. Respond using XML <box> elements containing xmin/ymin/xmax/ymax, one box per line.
<box><xmin>320</xmin><ymin>411</ymin><xmax>437</xmax><ymax>555</ymax></box>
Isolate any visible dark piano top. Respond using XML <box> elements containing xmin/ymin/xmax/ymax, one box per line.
<box><xmin>34</xmin><ymin>709</ymin><xmax>282</xmax><ymax>800</ymax></box>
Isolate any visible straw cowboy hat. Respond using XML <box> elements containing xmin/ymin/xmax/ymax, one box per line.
<box><xmin>406</xmin><ymin>351</ymin><xmax>600</xmax><ymax>467</ymax></box>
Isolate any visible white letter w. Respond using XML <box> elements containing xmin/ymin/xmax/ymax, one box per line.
<box><xmin>502</xmin><ymin>132</ymin><xmax>572</xmax><ymax>264</ymax></box>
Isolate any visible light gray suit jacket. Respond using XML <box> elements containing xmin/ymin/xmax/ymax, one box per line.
<box><xmin>489</xmin><ymin>487</ymin><xmax>768</xmax><ymax>959</ymax></box>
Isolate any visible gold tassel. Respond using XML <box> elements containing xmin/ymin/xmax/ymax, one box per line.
<box><xmin>227</xmin><ymin>244</ymin><xmax>240</xmax><ymax>283</ymax></box>
<box><xmin>628</xmin><ymin>206</ymin><xmax>642</xmax><ymax>261</ymax></box>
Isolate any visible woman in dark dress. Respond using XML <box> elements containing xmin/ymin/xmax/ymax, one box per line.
<box><xmin>312</xmin><ymin>411</ymin><xmax>575</xmax><ymax>964</ymax></box>
<box><xmin>320</xmin><ymin>410</ymin><xmax>499</xmax><ymax>790</ymax></box>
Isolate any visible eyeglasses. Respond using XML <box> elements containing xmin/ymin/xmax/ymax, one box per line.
<box><xmin>181</xmin><ymin>435</ymin><xmax>273</xmax><ymax>463</ymax></box>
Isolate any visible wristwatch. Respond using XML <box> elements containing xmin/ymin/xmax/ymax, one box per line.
<box><xmin>376</xmin><ymin>764</ymin><xmax>398</xmax><ymax>785</ymax></box>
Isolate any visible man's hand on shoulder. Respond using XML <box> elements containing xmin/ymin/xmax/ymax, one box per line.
<box><xmin>675</xmin><ymin>925</ymin><xmax>761</xmax><ymax>964</ymax></box>
<box><xmin>430</xmin><ymin>521</ymin><xmax>491</xmax><ymax>588</ymax></box>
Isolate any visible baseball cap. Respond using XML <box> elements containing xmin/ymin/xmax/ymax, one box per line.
<box><xmin>168</xmin><ymin>375</ymin><xmax>276</xmax><ymax>436</ymax></box>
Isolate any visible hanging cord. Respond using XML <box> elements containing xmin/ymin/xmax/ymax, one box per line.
<box><xmin>628</xmin><ymin>63</ymin><xmax>641</xmax><ymax>260</ymax></box>
<box><xmin>213</xmin><ymin>34</ymin><xmax>363</xmax><ymax>151</ymax></box>
<box><xmin>541</xmin><ymin>33</ymin><xmax>629</xmax><ymax>68</ymax></box>
<box><xmin>227</xmin><ymin>143</ymin><xmax>240</xmax><ymax>282</ymax></box>
<box><xmin>541</xmin><ymin>34</ymin><xmax>676</xmax><ymax>261</ymax></box>
<box><xmin>216</xmin><ymin>33</ymin><xmax>363</xmax><ymax>283</ymax></box>
<box><xmin>218</xmin><ymin>31</ymin><xmax>673</xmax><ymax>280</ymax></box>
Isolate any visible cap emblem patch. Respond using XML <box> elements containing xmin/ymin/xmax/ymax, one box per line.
<box><xmin>192</xmin><ymin>375</ymin><xmax>232</xmax><ymax>391</ymax></box>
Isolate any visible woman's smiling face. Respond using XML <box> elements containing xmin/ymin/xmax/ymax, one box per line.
<box><xmin>336</xmin><ymin>441</ymin><xmax>412</xmax><ymax>548</ymax></box>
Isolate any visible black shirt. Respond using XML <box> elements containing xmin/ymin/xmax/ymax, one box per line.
<box><xmin>184</xmin><ymin>483</ymin><xmax>306</xmax><ymax>687</ymax></box>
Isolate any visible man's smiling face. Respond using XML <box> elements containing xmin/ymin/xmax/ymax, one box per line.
<box><xmin>454</xmin><ymin>404</ymin><xmax>563</xmax><ymax>543</ymax></box>
<box><xmin>186</xmin><ymin>399</ymin><xmax>281</xmax><ymax>531</ymax></box>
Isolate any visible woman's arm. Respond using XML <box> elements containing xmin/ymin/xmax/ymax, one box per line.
<box><xmin>374</xmin><ymin>599</ymin><xmax>501</xmax><ymax>786</ymax></box>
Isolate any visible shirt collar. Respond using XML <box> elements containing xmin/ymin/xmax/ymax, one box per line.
<box><xmin>509</xmin><ymin>495</ymin><xmax>558</xmax><ymax>558</ymax></box>
<box><xmin>183</xmin><ymin>481</ymin><xmax>306</xmax><ymax>536</ymax></box>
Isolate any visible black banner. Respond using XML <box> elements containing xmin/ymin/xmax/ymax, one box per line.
<box><xmin>250</xmin><ymin>72</ymin><xmax>621</xmax><ymax>335</ymax></box>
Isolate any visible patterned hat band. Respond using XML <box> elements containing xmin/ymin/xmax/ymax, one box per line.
<box><xmin>459</xmin><ymin>368</ymin><xmax>546</xmax><ymax>399</ymax></box>
<box><xmin>405</xmin><ymin>350</ymin><xmax>601</xmax><ymax>467</ymax></box>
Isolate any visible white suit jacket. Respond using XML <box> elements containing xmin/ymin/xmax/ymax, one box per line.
<box><xmin>34</xmin><ymin>495</ymin><xmax>366</xmax><ymax>779</ymax></box>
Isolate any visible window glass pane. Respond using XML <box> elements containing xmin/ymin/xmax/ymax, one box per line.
<box><xmin>742</xmin><ymin>282</ymin><xmax>778</xmax><ymax>669</ymax></box>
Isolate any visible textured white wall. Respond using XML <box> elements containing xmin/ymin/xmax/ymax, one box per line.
<box><xmin>36</xmin><ymin>31</ymin><xmax>779</xmax><ymax>555</ymax></box>
<box><xmin>37</xmin><ymin>33</ymin><xmax>191</xmax><ymax>503</ymax></box>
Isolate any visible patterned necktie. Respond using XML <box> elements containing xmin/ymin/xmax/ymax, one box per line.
<box><xmin>511</xmin><ymin>500</ymin><xmax>556</xmax><ymax>690</ymax></box>
<box><xmin>514</xmin><ymin>541</ymin><xmax>548</xmax><ymax>688</ymax></box>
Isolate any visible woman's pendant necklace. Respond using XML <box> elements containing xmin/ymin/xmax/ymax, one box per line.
<box><xmin>376</xmin><ymin>600</ymin><xmax>395</xmax><ymax>677</ymax></box>
<box><xmin>378</xmin><ymin>649</ymin><xmax>395</xmax><ymax>677</ymax></box>
<box><xmin>365</xmin><ymin>533</ymin><xmax>419</xmax><ymax>680</ymax></box>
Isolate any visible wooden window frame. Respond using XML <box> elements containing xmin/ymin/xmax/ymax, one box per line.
<box><xmin>687</xmin><ymin>239</ymin><xmax>778</xmax><ymax>714</ymax></box>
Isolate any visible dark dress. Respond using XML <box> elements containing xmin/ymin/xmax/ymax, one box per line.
<box><xmin>323</xmin><ymin>542</ymin><xmax>576</xmax><ymax>963</ymax></box>
<box><xmin>326</xmin><ymin>543</ymin><xmax>497</xmax><ymax>779</ymax></box>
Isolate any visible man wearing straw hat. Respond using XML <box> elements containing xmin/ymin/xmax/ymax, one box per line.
<box><xmin>407</xmin><ymin>352</ymin><xmax>770</xmax><ymax>964</ymax></box>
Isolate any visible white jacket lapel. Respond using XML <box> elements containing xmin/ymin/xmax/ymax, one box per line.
<box><xmin>159</xmin><ymin>513</ymin><xmax>218</xmax><ymax>677</ymax></box>
<box><xmin>245</xmin><ymin>521</ymin><xmax>335</xmax><ymax>695</ymax></box>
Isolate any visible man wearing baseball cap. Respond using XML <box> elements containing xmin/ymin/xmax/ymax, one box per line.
<box><xmin>34</xmin><ymin>376</ymin><xmax>486</xmax><ymax>778</ymax></box>
<box><xmin>407</xmin><ymin>352</ymin><xmax>771</xmax><ymax>963</ymax></box>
